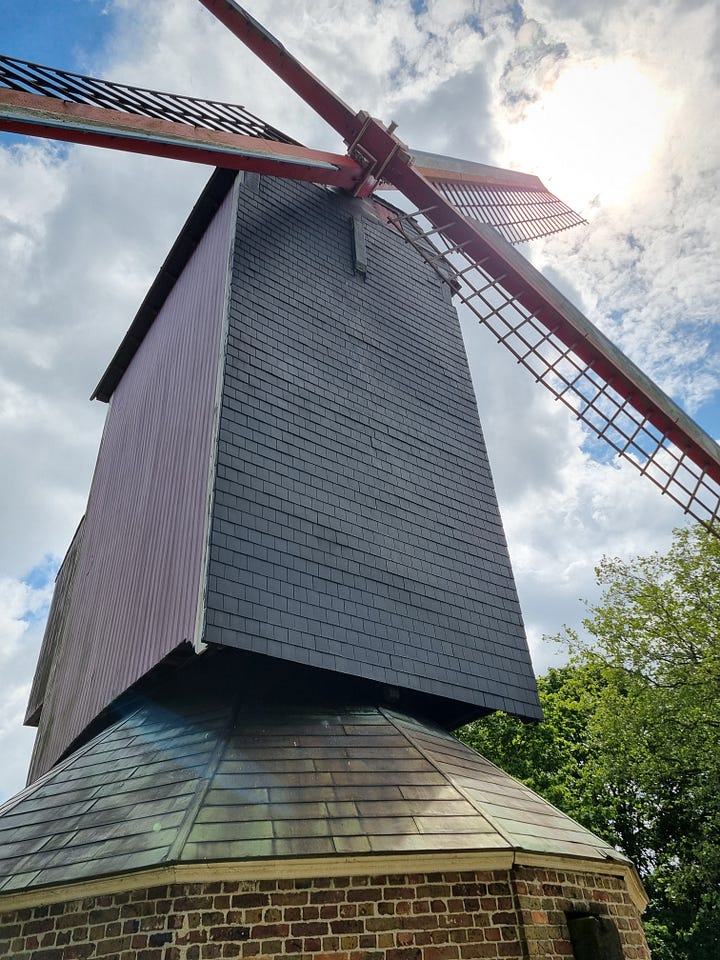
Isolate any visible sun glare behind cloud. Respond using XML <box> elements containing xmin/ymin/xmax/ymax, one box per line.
<box><xmin>504</xmin><ymin>60</ymin><xmax>669</xmax><ymax>212</ymax></box>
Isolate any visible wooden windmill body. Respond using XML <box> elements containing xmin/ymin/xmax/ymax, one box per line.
<box><xmin>0</xmin><ymin>3</ymin><xmax>713</xmax><ymax>956</ymax></box>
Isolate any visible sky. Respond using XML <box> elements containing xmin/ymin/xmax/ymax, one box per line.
<box><xmin>0</xmin><ymin>0</ymin><xmax>718</xmax><ymax>801</ymax></box>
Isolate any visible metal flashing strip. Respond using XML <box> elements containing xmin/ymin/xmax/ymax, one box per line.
<box><xmin>352</xmin><ymin>214</ymin><xmax>368</xmax><ymax>274</ymax></box>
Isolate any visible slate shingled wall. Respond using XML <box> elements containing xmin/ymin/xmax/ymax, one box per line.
<box><xmin>0</xmin><ymin>867</ymin><xmax>651</xmax><ymax>959</ymax></box>
<box><xmin>204</xmin><ymin>176</ymin><xmax>540</xmax><ymax>722</ymax></box>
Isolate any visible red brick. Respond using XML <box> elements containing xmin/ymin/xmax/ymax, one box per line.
<box><xmin>330</xmin><ymin>919</ymin><xmax>363</xmax><ymax>934</ymax></box>
<box><xmin>200</xmin><ymin>945</ymin><xmax>223</xmax><ymax>958</ymax></box>
<box><xmin>311</xmin><ymin>890</ymin><xmax>344</xmax><ymax>905</ymax></box>
<box><xmin>0</xmin><ymin>866</ymin><xmax>650</xmax><ymax>960</ymax></box>
<box><xmin>232</xmin><ymin>893</ymin><xmax>269</xmax><ymax>909</ymax></box>
<box><xmin>497</xmin><ymin>942</ymin><xmax>521</xmax><ymax>957</ymax></box>
<box><xmin>272</xmin><ymin>893</ymin><xmax>309</xmax><ymax>907</ymax></box>
<box><xmin>491</xmin><ymin>912</ymin><xmax>516</xmax><ymax>926</ymax></box>
<box><xmin>386</xmin><ymin>949</ymin><xmax>422</xmax><ymax>960</ymax></box>
<box><xmin>383</xmin><ymin>887</ymin><xmax>414</xmax><ymax>901</ymax></box>
<box><xmin>425</xmin><ymin>947</ymin><xmax>459</xmax><ymax>960</ymax></box>
<box><xmin>26</xmin><ymin>917</ymin><xmax>56</xmax><ymax>934</ymax></box>
<box><xmin>290</xmin><ymin>921</ymin><xmax>327</xmax><ymax>937</ymax></box>
<box><xmin>250</xmin><ymin>923</ymin><xmax>289</xmax><ymax>939</ymax></box>
<box><xmin>460</xmin><ymin>944</ymin><xmax>499</xmax><ymax>958</ymax></box>
<box><xmin>348</xmin><ymin>889</ymin><xmax>383</xmax><ymax>903</ymax></box>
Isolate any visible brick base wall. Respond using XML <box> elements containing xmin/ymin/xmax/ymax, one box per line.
<box><xmin>0</xmin><ymin>867</ymin><xmax>651</xmax><ymax>960</ymax></box>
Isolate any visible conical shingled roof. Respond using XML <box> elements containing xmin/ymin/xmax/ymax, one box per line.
<box><xmin>0</xmin><ymin>651</ymin><xmax>626</xmax><ymax>896</ymax></box>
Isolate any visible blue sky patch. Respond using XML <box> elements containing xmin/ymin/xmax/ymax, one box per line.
<box><xmin>1</xmin><ymin>0</ymin><xmax>116</xmax><ymax>70</ymax></box>
<box><xmin>22</xmin><ymin>555</ymin><xmax>58</xmax><ymax>592</ymax></box>
<box><xmin>1</xmin><ymin>0</ymin><xmax>118</xmax><ymax>149</ymax></box>
<box><xmin>20</xmin><ymin>555</ymin><xmax>60</xmax><ymax>625</ymax></box>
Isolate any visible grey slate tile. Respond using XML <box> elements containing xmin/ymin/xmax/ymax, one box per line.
<box><xmin>0</xmin><ymin>652</ymin><xmax>622</xmax><ymax>895</ymax></box>
<box><xmin>204</xmin><ymin>177</ymin><xmax>540</xmax><ymax>724</ymax></box>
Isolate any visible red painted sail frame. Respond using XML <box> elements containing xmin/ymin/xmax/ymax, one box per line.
<box><xmin>0</xmin><ymin>85</ymin><xmax>363</xmax><ymax>187</ymax></box>
<box><xmin>0</xmin><ymin>0</ymin><xmax>718</xmax><ymax>527</ymax></box>
<box><xmin>199</xmin><ymin>0</ymin><xmax>720</xmax><ymax>528</ymax></box>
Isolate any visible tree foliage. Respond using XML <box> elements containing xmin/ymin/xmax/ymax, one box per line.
<box><xmin>459</xmin><ymin>526</ymin><xmax>720</xmax><ymax>960</ymax></box>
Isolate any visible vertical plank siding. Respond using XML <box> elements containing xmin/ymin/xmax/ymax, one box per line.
<box><xmin>24</xmin><ymin>519</ymin><xmax>85</xmax><ymax>727</ymax></box>
<box><xmin>27</xmin><ymin>186</ymin><xmax>235</xmax><ymax>781</ymax></box>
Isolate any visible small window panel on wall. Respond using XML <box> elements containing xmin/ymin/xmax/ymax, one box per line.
<box><xmin>567</xmin><ymin>913</ymin><xmax>625</xmax><ymax>960</ymax></box>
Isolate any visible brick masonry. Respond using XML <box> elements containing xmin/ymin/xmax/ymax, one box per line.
<box><xmin>0</xmin><ymin>866</ymin><xmax>651</xmax><ymax>959</ymax></box>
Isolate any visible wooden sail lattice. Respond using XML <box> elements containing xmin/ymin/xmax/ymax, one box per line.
<box><xmin>427</xmin><ymin>176</ymin><xmax>586</xmax><ymax>245</ymax></box>
<box><xmin>0</xmin><ymin>53</ymin><xmax>295</xmax><ymax>143</ymax></box>
<box><xmin>1</xmin><ymin>0</ymin><xmax>719</xmax><ymax>534</ymax></box>
<box><xmin>389</xmin><ymin>207</ymin><xmax>720</xmax><ymax>530</ymax></box>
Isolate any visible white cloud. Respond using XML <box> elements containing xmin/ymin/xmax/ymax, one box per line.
<box><xmin>0</xmin><ymin>0</ymin><xmax>717</xmax><ymax>797</ymax></box>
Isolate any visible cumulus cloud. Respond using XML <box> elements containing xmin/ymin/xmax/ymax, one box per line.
<box><xmin>495</xmin><ymin>0</ymin><xmax>720</xmax><ymax>412</ymax></box>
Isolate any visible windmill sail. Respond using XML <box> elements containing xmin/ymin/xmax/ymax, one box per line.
<box><xmin>389</xmin><ymin>206</ymin><xmax>720</xmax><ymax>527</ymax></box>
<box><xmin>0</xmin><ymin>53</ymin><xmax>297</xmax><ymax>141</ymax></box>
<box><xmin>406</xmin><ymin>149</ymin><xmax>587</xmax><ymax>244</ymax></box>
<box><xmin>1</xmin><ymin>0</ymin><xmax>718</xmax><ymax>529</ymax></box>
<box><xmin>198</xmin><ymin>0</ymin><xmax>720</xmax><ymax>530</ymax></box>
<box><xmin>0</xmin><ymin>54</ymin><xmax>363</xmax><ymax>186</ymax></box>
<box><xmin>0</xmin><ymin>9</ymin><xmax>669</xmax><ymax>949</ymax></box>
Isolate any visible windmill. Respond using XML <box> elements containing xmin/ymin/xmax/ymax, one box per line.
<box><xmin>0</xmin><ymin>4</ymin><xmax>694</xmax><ymax>956</ymax></box>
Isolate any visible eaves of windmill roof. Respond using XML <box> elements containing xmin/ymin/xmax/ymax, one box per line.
<box><xmin>0</xmin><ymin>652</ymin><xmax>637</xmax><ymax>904</ymax></box>
<box><xmin>90</xmin><ymin>169</ymin><xmax>405</xmax><ymax>404</ymax></box>
<box><xmin>92</xmin><ymin>167</ymin><xmax>237</xmax><ymax>403</ymax></box>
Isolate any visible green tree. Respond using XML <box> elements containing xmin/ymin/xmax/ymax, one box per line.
<box><xmin>459</xmin><ymin>526</ymin><xmax>720</xmax><ymax>960</ymax></box>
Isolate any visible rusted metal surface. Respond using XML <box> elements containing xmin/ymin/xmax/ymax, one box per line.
<box><xmin>0</xmin><ymin>651</ymin><xmax>625</xmax><ymax>894</ymax></box>
<box><xmin>26</xmin><ymin>187</ymin><xmax>235</xmax><ymax>783</ymax></box>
